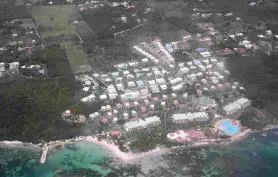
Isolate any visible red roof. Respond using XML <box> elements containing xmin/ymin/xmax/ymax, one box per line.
<box><xmin>153</xmin><ymin>97</ymin><xmax>160</xmax><ymax>102</ymax></box>
<box><xmin>187</xmin><ymin>130</ymin><xmax>205</xmax><ymax>139</ymax></box>
<box><xmin>100</xmin><ymin>117</ymin><xmax>108</xmax><ymax>124</ymax></box>
<box><xmin>140</xmin><ymin>106</ymin><xmax>147</xmax><ymax>113</ymax></box>
<box><xmin>110</xmin><ymin>131</ymin><xmax>121</xmax><ymax>137</ymax></box>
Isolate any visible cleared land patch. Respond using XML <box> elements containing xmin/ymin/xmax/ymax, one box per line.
<box><xmin>65</xmin><ymin>43</ymin><xmax>92</xmax><ymax>74</ymax></box>
<box><xmin>31</xmin><ymin>5</ymin><xmax>77</xmax><ymax>38</ymax></box>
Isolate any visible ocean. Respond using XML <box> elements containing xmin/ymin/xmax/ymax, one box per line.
<box><xmin>206</xmin><ymin>128</ymin><xmax>278</xmax><ymax>177</ymax></box>
<box><xmin>0</xmin><ymin>142</ymin><xmax>112</xmax><ymax>177</ymax></box>
<box><xmin>1</xmin><ymin>129</ymin><xmax>278</xmax><ymax>177</ymax></box>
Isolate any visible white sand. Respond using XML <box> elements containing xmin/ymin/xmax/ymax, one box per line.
<box><xmin>85</xmin><ymin>136</ymin><xmax>169</xmax><ymax>162</ymax></box>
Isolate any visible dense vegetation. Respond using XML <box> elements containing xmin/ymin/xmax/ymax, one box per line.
<box><xmin>0</xmin><ymin>46</ymin><xmax>80</xmax><ymax>143</ymax></box>
<box><xmin>0</xmin><ymin>79</ymin><xmax>81</xmax><ymax>142</ymax></box>
<box><xmin>129</xmin><ymin>126</ymin><xmax>164</xmax><ymax>152</ymax></box>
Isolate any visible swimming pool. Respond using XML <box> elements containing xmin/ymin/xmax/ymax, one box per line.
<box><xmin>216</xmin><ymin>119</ymin><xmax>240</xmax><ymax>136</ymax></box>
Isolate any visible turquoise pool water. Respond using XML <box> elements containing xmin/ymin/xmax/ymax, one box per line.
<box><xmin>217</xmin><ymin>119</ymin><xmax>240</xmax><ymax>136</ymax></box>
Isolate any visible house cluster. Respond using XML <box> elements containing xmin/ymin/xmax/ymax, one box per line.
<box><xmin>77</xmin><ymin>1</ymin><xmax>105</xmax><ymax>11</ymax></box>
<box><xmin>77</xmin><ymin>0</ymin><xmax>136</xmax><ymax>12</ymax></box>
<box><xmin>20</xmin><ymin>64</ymin><xmax>47</xmax><ymax>78</ymax></box>
<box><xmin>0</xmin><ymin>19</ymin><xmax>43</xmax><ymax>81</ymax></box>
<box><xmin>221</xmin><ymin>30</ymin><xmax>278</xmax><ymax>56</ymax></box>
<box><xmin>134</xmin><ymin>39</ymin><xmax>176</xmax><ymax>66</ymax></box>
<box><xmin>109</xmin><ymin>1</ymin><xmax>136</xmax><ymax>9</ymax></box>
<box><xmin>191</xmin><ymin>11</ymin><xmax>235</xmax><ymax>20</ymax></box>
<box><xmin>63</xmin><ymin>2</ymin><xmax>258</xmax><ymax>139</ymax></box>
<box><xmin>67</xmin><ymin>28</ymin><xmax>252</xmax><ymax>135</ymax></box>
<box><xmin>255</xmin><ymin>30</ymin><xmax>278</xmax><ymax>55</ymax></box>
<box><xmin>0</xmin><ymin>19</ymin><xmax>40</xmax><ymax>60</ymax></box>
<box><xmin>0</xmin><ymin>62</ymin><xmax>19</xmax><ymax>79</ymax></box>
<box><xmin>165</xmin><ymin>40</ymin><xmax>191</xmax><ymax>53</ymax></box>
<box><xmin>189</xmin><ymin>3</ymin><xmax>278</xmax><ymax>57</ymax></box>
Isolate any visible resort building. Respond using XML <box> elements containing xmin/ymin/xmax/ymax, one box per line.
<box><xmin>123</xmin><ymin>116</ymin><xmax>161</xmax><ymax>132</ymax></box>
<box><xmin>172</xmin><ymin>112</ymin><xmax>209</xmax><ymax>124</ymax></box>
<box><xmin>222</xmin><ymin>97</ymin><xmax>251</xmax><ymax>115</ymax></box>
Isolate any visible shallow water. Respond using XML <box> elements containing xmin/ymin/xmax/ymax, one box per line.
<box><xmin>1</xmin><ymin>129</ymin><xmax>278</xmax><ymax>177</ymax></box>
<box><xmin>0</xmin><ymin>142</ymin><xmax>111</xmax><ymax>177</ymax></box>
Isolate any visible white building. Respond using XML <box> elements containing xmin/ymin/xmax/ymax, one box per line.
<box><xmin>156</xmin><ymin>78</ymin><xmax>166</xmax><ymax>85</ymax></box>
<box><xmin>108</xmin><ymin>93</ymin><xmax>118</xmax><ymax>100</ymax></box>
<box><xmin>172</xmin><ymin>112</ymin><xmax>209</xmax><ymax>123</ymax></box>
<box><xmin>153</xmin><ymin>40</ymin><xmax>175</xmax><ymax>63</ymax></box>
<box><xmin>180</xmin><ymin>67</ymin><xmax>189</xmax><ymax>74</ymax></box>
<box><xmin>223</xmin><ymin>97</ymin><xmax>251</xmax><ymax>115</ymax></box>
<box><xmin>9</xmin><ymin>62</ymin><xmax>19</xmax><ymax>70</ymax></box>
<box><xmin>0</xmin><ymin>62</ymin><xmax>4</xmax><ymax>72</ymax></box>
<box><xmin>239</xmin><ymin>40</ymin><xmax>253</xmax><ymax>49</ymax></box>
<box><xmin>127</xmin><ymin>81</ymin><xmax>136</xmax><ymax>87</ymax></box>
<box><xmin>123</xmin><ymin>116</ymin><xmax>161</xmax><ymax>132</ymax></box>
<box><xmin>147</xmin><ymin>80</ymin><xmax>156</xmax><ymax>87</ymax></box>
<box><xmin>133</xmin><ymin>46</ymin><xmax>158</xmax><ymax>62</ymax></box>
<box><xmin>142</xmin><ymin>58</ymin><xmax>149</xmax><ymax>63</ymax></box>
<box><xmin>89</xmin><ymin>112</ymin><xmax>101</xmax><ymax>120</ymax></box>
<box><xmin>172</xmin><ymin>83</ymin><xmax>184</xmax><ymax>92</ymax></box>
<box><xmin>121</xmin><ymin>91</ymin><xmax>140</xmax><ymax>101</ymax></box>
<box><xmin>160</xmin><ymin>84</ymin><xmax>168</xmax><ymax>91</ymax></box>
<box><xmin>150</xmin><ymin>85</ymin><xmax>160</xmax><ymax>93</ymax></box>
<box><xmin>170</xmin><ymin>77</ymin><xmax>183</xmax><ymax>85</ymax></box>
<box><xmin>116</xmin><ymin>83</ymin><xmax>124</xmax><ymax>91</ymax></box>
<box><xmin>136</xmin><ymin>80</ymin><xmax>146</xmax><ymax>87</ymax></box>
<box><xmin>199</xmin><ymin>51</ymin><xmax>212</xmax><ymax>57</ymax></box>
<box><xmin>99</xmin><ymin>94</ymin><xmax>108</xmax><ymax>101</ymax></box>
<box><xmin>81</xmin><ymin>94</ymin><xmax>95</xmax><ymax>103</ymax></box>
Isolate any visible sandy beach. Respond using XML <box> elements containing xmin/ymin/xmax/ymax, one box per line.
<box><xmin>0</xmin><ymin>128</ymin><xmax>253</xmax><ymax>165</ymax></box>
<box><xmin>0</xmin><ymin>128</ymin><xmax>254</xmax><ymax>166</ymax></box>
<box><xmin>85</xmin><ymin>136</ymin><xmax>169</xmax><ymax>162</ymax></box>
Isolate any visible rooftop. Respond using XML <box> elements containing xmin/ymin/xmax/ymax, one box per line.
<box><xmin>123</xmin><ymin>116</ymin><xmax>161</xmax><ymax>131</ymax></box>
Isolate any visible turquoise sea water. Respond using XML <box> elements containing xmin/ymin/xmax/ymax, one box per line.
<box><xmin>1</xmin><ymin>129</ymin><xmax>278</xmax><ymax>177</ymax></box>
<box><xmin>0</xmin><ymin>142</ymin><xmax>112</xmax><ymax>177</ymax></box>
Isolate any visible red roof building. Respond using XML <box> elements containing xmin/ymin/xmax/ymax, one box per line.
<box><xmin>239</xmin><ymin>47</ymin><xmax>246</xmax><ymax>55</ymax></box>
<box><xmin>100</xmin><ymin>117</ymin><xmax>108</xmax><ymax>124</ymax></box>
<box><xmin>188</xmin><ymin>130</ymin><xmax>205</xmax><ymax>139</ymax></box>
<box><xmin>110</xmin><ymin>131</ymin><xmax>121</xmax><ymax>137</ymax></box>
<box><xmin>140</xmin><ymin>106</ymin><xmax>147</xmax><ymax>113</ymax></box>
<box><xmin>223</xmin><ymin>48</ymin><xmax>233</xmax><ymax>55</ymax></box>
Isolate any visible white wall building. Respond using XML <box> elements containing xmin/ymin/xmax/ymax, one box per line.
<box><xmin>123</xmin><ymin>116</ymin><xmax>161</xmax><ymax>132</ymax></box>
<box><xmin>170</xmin><ymin>77</ymin><xmax>183</xmax><ymax>85</ymax></box>
<box><xmin>172</xmin><ymin>112</ymin><xmax>209</xmax><ymax>123</ymax></box>
<box><xmin>223</xmin><ymin>97</ymin><xmax>251</xmax><ymax>115</ymax></box>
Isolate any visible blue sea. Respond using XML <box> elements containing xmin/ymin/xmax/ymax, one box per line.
<box><xmin>1</xmin><ymin>129</ymin><xmax>278</xmax><ymax>177</ymax></box>
<box><xmin>0</xmin><ymin>142</ymin><xmax>112</xmax><ymax>177</ymax></box>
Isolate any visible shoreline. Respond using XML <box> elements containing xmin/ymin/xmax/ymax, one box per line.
<box><xmin>0</xmin><ymin>126</ymin><xmax>275</xmax><ymax>164</ymax></box>
<box><xmin>84</xmin><ymin>136</ymin><xmax>169</xmax><ymax>162</ymax></box>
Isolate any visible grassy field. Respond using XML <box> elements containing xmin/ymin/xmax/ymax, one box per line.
<box><xmin>31</xmin><ymin>5</ymin><xmax>77</xmax><ymax>38</ymax></box>
<box><xmin>65</xmin><ymin>43</ymin><xmax>92</xmax><ymax>74</ymax></box>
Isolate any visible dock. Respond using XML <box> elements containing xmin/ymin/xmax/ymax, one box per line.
<box><xmin>40</xmin><ymin>146</ymin><xmax>48</xmax><ymax>164</ymax></box>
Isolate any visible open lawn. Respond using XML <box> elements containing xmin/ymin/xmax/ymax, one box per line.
<box><xmin>65</xmin><ymin>43</ymin><xmax>92</xmax><ymax>74</ymax></box>
<box><xmin>31</xmin><ymin>5</ymin><xmax>77</xmax><ymax>38</ymax></box>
